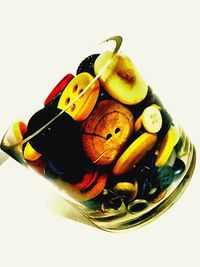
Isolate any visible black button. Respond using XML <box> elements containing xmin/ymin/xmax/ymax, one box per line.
<box><xmin>153</xmin><ymin>166</ymin><xmax>175</xmax><ymax>190</ymax></box>
<box><xmin>173</xmin><ymin>158</ymin><xmax>185</xmax><ymax>176</ymax></box>
<box><xmin>76</xmin><ymin>54</ymin><xmax>100</xmax><ymax>76</ymax></box>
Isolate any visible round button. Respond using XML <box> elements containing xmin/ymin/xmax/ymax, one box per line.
<box><xmin>45</xmin><ymin>159</ymin><xmax>66</xmax><ymax>176</ymax></box>
<box><xmin>23</xmin><ymin>141</ymin><xmax>41</xmax><ymax>161</ymax></box>
<box><xmin>76</xmin><ymin>54</ymin><xmax>100</xmax><ymax>76</ymax></box>
<box><xmin>173</xmin><ymin>158</ymin><xmax>186</xmax><ymax>176</ymax></box>
<box><xmin>113</xmin><ymin>180</ymin><xmax>138</xmax><ymax>202</ymax></box>
<box><xmin>135</xmin><ymin>115</ymin><xmax>143</xmax><ymax>132</ymax></box>
<box><xmin>73</xmin><ymin>170</ymin><xmax>98</xmax><ymax>191</ymax></box>
<box><xmin>94</xmin><ymin>51</ymin><xmax>148</xmax><ymax>105</ymax></box>
<box><xmin>148</xmin><ymin>188</ymin><xmax>167</xmax><ymax>203</ymax></box>
<box><xmin>82</xmin><ymin>100</ymin><xmax>134</xmax><ymax>165</ymax></box>
<box><xmin>113</xmin><ymin>132</ymin><xmax>157</xmax><ymax>175</ymax></box>
<box><xmin>3</xmin><ymin>121</ymin><xmax>27</xmax><ymax>147</ymax></box>
<box><xmin>142</xmin><ymin>105</ymin><xmax>162</xmax><ymax>133</ymax></box>
<box><xmin>44</xmin><ymin>73</ymin><xmax>74</xmax><ymax>106</ymax></box>
<box><xmin>81</xmin><ymin>172</ymin><xmax>108</xmax><ymax>200</ymax></box>
<box><xmin>127</xmin><ymin>199</ymin><xmax>148</xmax><ymax>213</ymax></box>
<box><xmin>155</xmin><ymin>125</ymin><xmax>180</xmax><ymax>167</ymax></box>
<box><xmin>153</xmin><ymin>166</ymin><xmax>175</xmax><ymax>190</ymax></box>
<box><xmin>57</xmin><ymin>72</ymin><xmax>100</xmax><ymax>122</ymax></box>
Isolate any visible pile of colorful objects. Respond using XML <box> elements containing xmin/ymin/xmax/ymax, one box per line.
<box><xmin>2</xmin><ymin>49</ymin><xmax>186</xmax><ymax>216</ymax></box>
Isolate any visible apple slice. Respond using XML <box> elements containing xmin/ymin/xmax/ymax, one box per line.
<box><xmin>94</xmin><ymin>51</ymin><xmax>148</xmax><ymax>105</ymax></box>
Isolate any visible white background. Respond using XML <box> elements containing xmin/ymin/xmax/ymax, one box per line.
<box><xmin>0</xmin><ymin>0</ymin><xmax>200</xmax><ymax>266</ymax></box>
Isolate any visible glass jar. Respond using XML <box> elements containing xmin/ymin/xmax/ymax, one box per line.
<box><xmin>1</xmin><ymin>36</ymin><xmax>196</xmax><ymax>232</ymax></box>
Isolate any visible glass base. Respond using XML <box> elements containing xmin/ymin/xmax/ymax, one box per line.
<box><xmin>89</xmin><ymin>138</ymin><xmax>196</xmax><ymax>232</ymax></box>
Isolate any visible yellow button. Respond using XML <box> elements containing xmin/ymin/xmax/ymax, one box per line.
<box><xmin>82</xmin><ymin>100</ymin><xmax>134</xmax><ymax>165</ymax></box>
<box><xmin>113</xmin><ymin>180</ymin><xmax>138</xmax><ymax>202</ymax></box>
<box><xmin>155</xmin><ymin>125</ymin><xmax>180</xmax><ymax>167</ymax></box>
<box><xmin>135</xmin><ymin>115</ymin><xmax>143</xmax><ymax>132</ymax></box>
<box><xmin>113</xmin><ymin>132</ymin><xmax>157</xmax><ymax>175</ymax></box>
<box><xmin>3</xmin><ymin>121</ymin><xmax>27</xmax><ymax>146</ymax></box>
<box><xmin>57</xmin><ymin>72</ymin><xmax>100</xmax><ymax>122</ymax></box>
<box><xmin>94</xmin><ymin>51</ymin><xmax>148</xmax><ymax>105</ymax></box>
<box><xmin>23</xmin><ymin>142</ymin><xmax>42</xmax><ymax>161</ymax></box>
<box><xmin>142</xmin><ymin>105</ymin><xmax>162</xmax><ymax>133</ymax></box>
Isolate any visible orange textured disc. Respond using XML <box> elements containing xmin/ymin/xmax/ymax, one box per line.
<box><xmin>81</xmin><ymin>100</ymin><xmax>134</xmax><ymax>165</ymax></box>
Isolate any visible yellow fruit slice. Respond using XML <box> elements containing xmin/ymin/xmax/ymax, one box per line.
<box><xmin>23</xmin><ymin>142</ymin><xmax>41</xmax><ymax>161</ymax></box>
<box><xmin>57</xmin><ymin>72</ymin><xmax>100</xmax><ymax>121</ymax></box>
<box><xmin>113</xmin><ymin>132</ymin><xmax>157</xmax><ymax>175</ymax></box>
<box><xmin>155</xmin><ymin>125</ymin><xmax>180</xmax><ymax>167</ymax></box>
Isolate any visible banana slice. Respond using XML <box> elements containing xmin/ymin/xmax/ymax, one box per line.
<box><xmin>94</xmin><ymin>51</ymin><xmax>148</xmax><ymax>105</ymax></box>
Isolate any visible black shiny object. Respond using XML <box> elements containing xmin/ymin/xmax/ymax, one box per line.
<box><xmin>76</xmin><ymin>54</ymin><xmax>100</xmax><ymax>76</ymax></box>
<box><xmin>24</xmin><ymin>105</ymin><xmax>87</xmax><ymax>182</ymax></box>
<box><xmin>158</xmin><ymin>108</ymin><xmax>173</xmax><ymax>140</ymax></box>
<box><xmin>173</xmin><ymin>158</ymin><xmax>185</xmax><ymax>176</ymax></box>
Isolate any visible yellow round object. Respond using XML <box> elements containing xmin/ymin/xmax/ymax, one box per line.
<box><xmin>113</xmin><ymin>132</ymin><xmax>157</xmax><ymax>175</ymax></box>
<box><xmin>4</xmin><ymin>121</ymin><xmax>27</xmax><ymax>146</ymax></box>
<box><xmin>23</xmin><ymin>142</ymin><xmax>41</xmax><ymax>161</ymax></box>
<box><xmin>142</xmin><ymin>105</ymin><xmax>162</xmax><ymax>133</ymax></box>
<box><xmin>57</xmin><ymin>72</ymin><xmax>100</xmax><ymax>121</ymax></box>
<box><xmin>113</xmin><ymin>181</ymin><xmax>138</xmax><ymax>201</ymax></box>
<box><xmin>155</xmin><ymin>125</ymin><xmax>180</xmax><ymax>167</ymax></box>
<box><xmin>94</xmin><ymin>51</ymin><xmax>148</xmax><ymax>105</ymax></box>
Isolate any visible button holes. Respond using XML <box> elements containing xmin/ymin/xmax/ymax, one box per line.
<box><xmin>73</xmin><ymin>84</ymin><xmax>78</xmax><ymax>93</ymax></box>
<box><xmin>106</xmin><ymin>133</ymin><xmax>112</xmax><ymax>140</ymax></box>
<box><xmin>78</xmin><ymin>89</ymin><xmax>84</xmax><ymax>97</ymax></box>
<box><xmin>115</xmin><ymin>127</ymin><xmax>120</xmax><ymax>134</ymax></box>
<box><xmin>66</xmin><ymin>97</ymin><xmax>70</xmax><ymax>104</ymax></box>
<box><xmin>70</xmin><ymin>103</ymin><xmax>76</xmax><ymax>112</ymax></box>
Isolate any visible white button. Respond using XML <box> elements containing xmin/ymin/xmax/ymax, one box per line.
<box><xmin>142</xmin><ymin>105</ymin><xmax>162</xmax><ymax>133</ymax></box>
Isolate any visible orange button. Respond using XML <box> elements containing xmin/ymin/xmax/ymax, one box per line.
<box><xmin>113</xmin><ymin>132</ymin><xmax>157</xmax><ymax>175</ymax></box>
<box><xmin>23</xmin><ymin>141</ymin><xmax>42</xmax><ymax>161</ymax></box>
<box><xmin>57</xmin><ymin>72</ymin><xmax>100</xmax><ymax>122</ymax></box>
<box><xmin>81</xmin><ymin>172</ymin><xmax>108</xmax><ymax>200</ymax></box>
<box><xmin>82</xmin><ymin>100</ymin><xmax>135</xmax><ymax>165</ymax></box>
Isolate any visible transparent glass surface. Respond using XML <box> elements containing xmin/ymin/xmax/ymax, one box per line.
<box><xmin>1</xmin><ymin>36</ymin><xmax>196</xmax><ymax>232</ymax></box>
